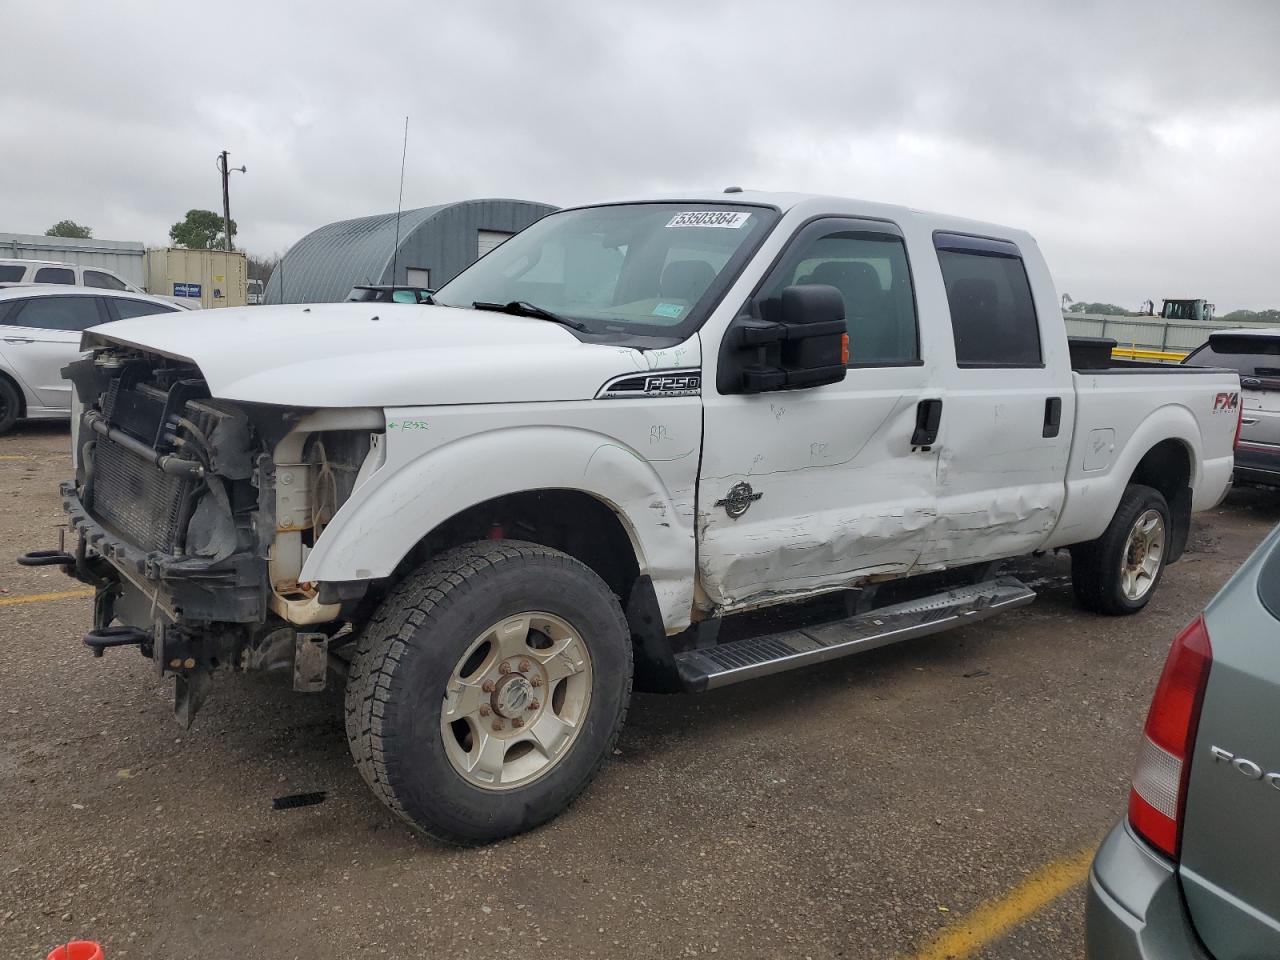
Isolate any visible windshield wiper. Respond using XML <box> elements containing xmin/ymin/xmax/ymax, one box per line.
<box><xmin>471</xmin><ymin>300</ymin><xmax>586</xmax><ymax>331</ymax></box>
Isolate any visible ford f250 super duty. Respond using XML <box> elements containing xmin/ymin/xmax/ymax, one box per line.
<box><xmin>22</xmin><ymin>191</ymin><xmax>1240</xmax><ymax>843</ymax></box>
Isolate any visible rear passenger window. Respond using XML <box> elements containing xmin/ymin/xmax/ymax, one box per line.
<box><xmin>0</xmin><ymin>265</ymin><xmax>25</xmax><ymax>282</ymax></box>
<box><xmin>33</xmin><ymin>267</ymin><xmax>75</xmax><ymax>285</ymax></box>
<box><xmin>84</xmin><ymin>270</ymin><xmax>127</xmax><ymax>291</ymax></box>
<box><xmin>935</xmin><ymin>234</ymin><xmax>1041</xmax><ymax>367</ymax></box>
<box><xmin>756</xmin><ymin>221</ymin><xmax>919</xmax><ymax>365</ymax></box>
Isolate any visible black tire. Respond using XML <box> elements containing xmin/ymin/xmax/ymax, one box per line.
<box><xmin>0</xmin><ymin>376</ymin><xmax>20</xmax><ymax>436</ymax></box>
<box><xmin>344</xmin><ymin>540</ymin><xmax>632</xmax><ymax>844</ymax></box>
<box><xmin>1070</xmin><ymin>484</ymin><xmax>1171</xmax><ymax>616</ymax></box>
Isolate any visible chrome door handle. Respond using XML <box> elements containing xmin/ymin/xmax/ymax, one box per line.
<box><xmin>2</xmin><ymin>337</ymin><xmax>35</xmax><ymax>344</ymax></box>
<box><xmin>1242</xmin><ymin>417</ymin><xmax>1260</xmax><ymax>425</ymax></box>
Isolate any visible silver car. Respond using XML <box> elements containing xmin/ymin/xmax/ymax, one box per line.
<box><xmin>0</xmin><ymin>286</ymin><xmax>181</xmax><ymax>434</ymax></box>
<box><xmin>1087</xmin><ymin>521</ymin><xmax>1280</xmax><ymax>958</ymax></box>
<box><xmin>1184</xmin><ymin>329</ymin><xmax>1280</xmax><ymax>486</ymax></box>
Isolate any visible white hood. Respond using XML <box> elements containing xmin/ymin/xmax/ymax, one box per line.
<box><xmin>86</xmin><ymin>302</ymin><xmax>669</xmax><ymax>407</ymax></box>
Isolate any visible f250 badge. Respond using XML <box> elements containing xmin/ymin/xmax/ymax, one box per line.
<box><xmin>1213</xmin><ymin>392</ymin><xmax>1240</xmax><ymax>413</ymax></box>
<box><xmin>597</xmin><ymin>369</ymin><xmax>702</xmax><ymax>399</ymax></box>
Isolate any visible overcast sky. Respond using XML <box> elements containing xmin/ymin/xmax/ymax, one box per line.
<box><xmin>5</xmin><ymin>1</ymin><xmax>1278</xmax><ymax>310</ymax></box>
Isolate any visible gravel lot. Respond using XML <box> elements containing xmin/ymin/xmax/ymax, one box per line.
<box><xmin>2</xmin><ymin>422</ymin><xmax>1276</xmax><ymax>959</ymax></box>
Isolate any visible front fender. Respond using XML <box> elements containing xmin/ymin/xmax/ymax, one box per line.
<box><xmin>299</xmin><ymin>422</ymin><xmax>699</xmax><ymax>632</ymax></box>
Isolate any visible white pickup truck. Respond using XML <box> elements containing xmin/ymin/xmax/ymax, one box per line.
<box><xmin>28</xmin><ymin>190</ymin><xmax>1239</xmax><ymax>843</ymax></box>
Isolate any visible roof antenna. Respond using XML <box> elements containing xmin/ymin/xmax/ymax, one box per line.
<box><xmin>389</xmin><ymin>116</ymin><xmax>409</xmax><ymax>288</ymax></box>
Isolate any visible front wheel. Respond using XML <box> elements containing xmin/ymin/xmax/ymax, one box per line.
<box><xmin>0</xmin><ymin>376</ymin><xmax>20</xmax><ymax>435</ymax></box>
<box><xmin>344</xmin><ymin>540</ymin><xmax>632</xmax><ymax>844</ymax></box>
<box><xmin>1070</xmin><ymin>484</ymin><xmax>1171</xmax><ymax>616</ymax></box>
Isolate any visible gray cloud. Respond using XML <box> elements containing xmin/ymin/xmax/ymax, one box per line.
<box><xmin>3</xmin><ymin>0</ymin><xmax>1278</xmax><ymax>310</ymax></box>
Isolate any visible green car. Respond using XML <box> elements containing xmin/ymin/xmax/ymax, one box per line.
<box><xmin>1087</xmin><ymin>522</ymin><xmax>1280</xmax><ymax>958</ymax></box>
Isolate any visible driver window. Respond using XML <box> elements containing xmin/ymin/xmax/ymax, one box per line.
<box><xmin>757</xmin><ymin>225</ymin><xmax>920</xmax><ymax>366</ymax></box>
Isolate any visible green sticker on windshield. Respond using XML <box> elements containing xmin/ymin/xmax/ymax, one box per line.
<box><xmin>652</xmin><ymin>303</ymin><xmax>685</xmax><ymax>319</ymax></box>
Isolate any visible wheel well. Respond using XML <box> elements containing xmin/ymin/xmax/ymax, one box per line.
<box><xmin>0</xmin><ymin>370</ymin><xmax>26</xmax><ymax>418</ymax></box>
<box><xmin>1128</xmin><ymin>438</ymin><xmax>1193</xmax><ymax>561</ymax></box>
<box><xmin>402</xmin><ymin>490</ymin><xmax>642</xmax><ymax>606</ymax></box>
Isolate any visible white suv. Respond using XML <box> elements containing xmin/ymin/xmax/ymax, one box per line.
<box><xmin>0</xmin><ymin>258</ymin><xmax>143</xmax><ymax>293</ymax></box>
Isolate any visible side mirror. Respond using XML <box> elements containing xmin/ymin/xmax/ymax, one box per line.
<box><xmin>718</xmin><ymin>284</ymin><xmax>848</xmax><ymax>394</ymax></box>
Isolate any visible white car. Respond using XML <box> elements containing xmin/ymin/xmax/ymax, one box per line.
<box><xmin>0</xmin><ymin>258</ymin><xmax>143</xmax><ymax>293</ymax></box>
<box><xmin>0</xmin><ymin>286</ymin><xmax>183</xmax><ymax>434</ymax></box>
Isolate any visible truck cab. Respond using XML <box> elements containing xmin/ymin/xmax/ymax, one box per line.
<box><xmin>30</xmin><ymin>191</ymin><xmax>1239</xmax><ymax>843</ymax></box>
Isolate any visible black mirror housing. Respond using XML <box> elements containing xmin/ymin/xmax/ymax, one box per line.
<box><xmin>719</xmin><ymin>284</ymin><xmax>848</xmax><ymax>394</ymax></box>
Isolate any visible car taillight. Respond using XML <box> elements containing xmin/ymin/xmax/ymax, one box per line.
<box><xmin>1128</xmin><ymin>615</ymin><xmax>1213</xmax><ymax>859</ymax></box>
<box><xmin>1234</xmin><ymin>402</ymin><xmax>1243</xmax><ymax>450</ymax></box>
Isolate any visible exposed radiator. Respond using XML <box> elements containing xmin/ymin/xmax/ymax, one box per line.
<box><xmin>91</xmin><ymin>437</ymin><xmax>194</xmax><ymax>554</ymax></box>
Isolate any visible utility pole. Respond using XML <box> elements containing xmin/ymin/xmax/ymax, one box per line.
<box><xmin>216</xmin><ymin>150</ymin><xmax>246</xmax><ymax>252</ymax></box>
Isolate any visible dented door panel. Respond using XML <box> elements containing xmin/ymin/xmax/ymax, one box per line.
<box><xmin>697</xmin><ymin>370</ymin><xmax>937</xmax><ymax>612</ymax></box>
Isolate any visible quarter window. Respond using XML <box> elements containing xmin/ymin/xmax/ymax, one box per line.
<box><xmin>34</xmin><ymin>267</ymin><xmax>74</xmax><ymax>285</ymax></box>
<box><xmin>110</xmin><ymin>298</ymin><xmax>176</xmax><ymax>320</ymax></box>
<box><xmin>935</xmin><ymin>234</ymin><xmax>1041</xmax><ymax>367</ymax></box>
<box><xmin>84</xmin><ymin>270</ymin><xmax>128</xmax><ymax>291</ymax></box>
<box><xmin>756</xmin><ymin>223</ymin><xmax>920</xmax><ymax>365</ymax></box>
<box><xmin>9</xmin><ymin>296</ymin><xmax>103</xmax><ymax>331</ymax></box>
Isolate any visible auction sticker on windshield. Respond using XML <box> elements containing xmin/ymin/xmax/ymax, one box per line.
<box><xmin>666</xmin><ymin>211</ymin><xmax>751</xmax><ymax>228</ymax></box>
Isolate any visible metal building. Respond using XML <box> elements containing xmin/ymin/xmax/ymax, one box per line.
<box><xmin>264</xmin><ymin>198</ymin><xmax>556</xmax><ymax>304</ymax></box>
<box><xmin>0</xmin><ymin>232</ymin><xmax>147</xmax><ymax>288</ymax></box>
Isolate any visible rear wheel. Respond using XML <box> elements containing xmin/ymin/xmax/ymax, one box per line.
<box><xmin>1071</xmin><ymin>484</ymin><xmax>1170</xmax><ymax>615</ymax></box>
<box><xmin>0</xmin><ymin>377</ymin><xmax>20</xmax><ymax>435</ymax></box>
<box><xmin>344</xmin><ymin>540</ymin><xmax>632</xmax><ymax>844</ymax></box>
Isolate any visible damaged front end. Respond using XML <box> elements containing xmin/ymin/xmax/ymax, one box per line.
<box><xmin>21</xmin><ymin>344</ymin><xmax>384</xmax><ymax>725</ymax></box>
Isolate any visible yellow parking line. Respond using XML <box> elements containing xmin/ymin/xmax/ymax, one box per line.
<box><xmin>0</xmin><ymin>588</ymin><xmax>94</xmax><ymax>608</ymax></box>
<box><xmin>905</xmin><ymin>845</ymin><xmax>1096</xmax><ymax>960</ymax></box>
<box><xmin>0</xmin><ymin>454</ymin><xmax>31</xmax><ymax>461</ymax></box>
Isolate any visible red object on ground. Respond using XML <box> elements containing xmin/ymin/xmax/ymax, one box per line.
<box><xmin>46</xmin><ymin>942</ymin><xmax>104</xmax><ymax>960</ymax></box>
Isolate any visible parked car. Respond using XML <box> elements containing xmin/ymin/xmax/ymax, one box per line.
<box><xmin>0</xmin><ymin>286</ymin><xmax>182</xmax><ymax>434</ymax></box>
<box><xmin>0</xmin><ymin>257</ymin><xmax>143</xmax><ymax>293</ymax></box>
<box><xmin>26</xmin><ymin>191</ymin><xmax>1239</xmax><ymax>843</ymax></box>
<box><xmin>1184</xmin><ymin>328</ymin><xmax>1280</xmax><ymax>485</ymax></box>
<box><xmin>345</xmin><ymin>284</ymin><xmax>435</xmax><ymax>304</ymax></box>
<box><xmin>1087</xmin><ymin>521</ymin><xmax>1280</xmax><ymax>959</ymax></box>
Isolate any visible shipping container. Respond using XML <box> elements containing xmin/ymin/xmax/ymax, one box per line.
<box><xmin>144</xmin><ymin>247</ymin><xmax>247</xmax><ymax>309</ymax></box>
<box><xmin>0</xmin><ymin>232</ymin><xmax>147</xmax><ymax>288</ymax></box>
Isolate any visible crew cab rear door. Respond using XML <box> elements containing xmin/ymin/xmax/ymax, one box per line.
<box><xmin>914</xmin><ymin>234</ymin><xmax>1074</xmax><ymax>568</ymax></box>
<box><xmin>1178</xmin><ymin>530</ymin><xmax>1280</xmax><ymax>959</ymax></box>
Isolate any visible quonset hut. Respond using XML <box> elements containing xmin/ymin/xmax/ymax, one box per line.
<box><xmin>264</xmin><ymin>198</ymin><xmax>556</xmax><ymax>304</ymax></box>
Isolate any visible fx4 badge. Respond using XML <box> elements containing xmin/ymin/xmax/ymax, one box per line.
<box><xmin>715</xmin><ymin>481</ymin><xmax>762</xmax><ymax>519</ymax></box>
<box><xmin>1213</xmin><ymin>392</ymin><xmax>1240</xmax><ymax>413</ymax></box>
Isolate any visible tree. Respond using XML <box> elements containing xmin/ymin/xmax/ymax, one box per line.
<box><xmin>45</xmin><ymin>220</ymin><xmax>92</xmax><ymax>239</ymax></box>
<box><xmin>1220</xmin><ymin>308</ymin><xmax>1280</xmax><ymax>324</ymax></box>
<box><xmin>246</xmin><ymin>252</ymin><xmax>281</xmax><ymax>282</ymax></box>
<box><xmin>169</xmin><ymin>209</ymin><xmax>236</xmax><ymax>250</ymax></box>
<box><xmin>1069</xmin><ymin>301</ymin><xmax>1133</xmax><ymax>316</ymax></box>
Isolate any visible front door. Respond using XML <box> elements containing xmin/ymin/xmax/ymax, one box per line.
<box><xmin>697</xmin><ymin>217</ymin><xmax>939</xmax><ymax>613</ymax></box>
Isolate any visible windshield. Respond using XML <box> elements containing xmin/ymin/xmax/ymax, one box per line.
<box><xmin>433</xmin><ymin>203</ymin><xmax>778</xmax><ymax>339</ymax></box>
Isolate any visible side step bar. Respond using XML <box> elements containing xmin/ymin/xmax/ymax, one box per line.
<box><xmin>675</xmin><ymin>577</ymin><xmax>1035</xmax><ymax>692</ymax></box>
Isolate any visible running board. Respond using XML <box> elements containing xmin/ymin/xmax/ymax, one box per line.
<box><xmin>675</xmin><ymin>577</ymin><xmax>1035</xmax><ymax>692</ymax></box>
